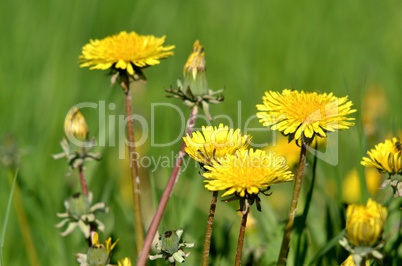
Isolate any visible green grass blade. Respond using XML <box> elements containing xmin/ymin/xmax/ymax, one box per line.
<box><xmin>0</xmin><ymin>169</ymin><xmax>18</xmax><ymax>266</ymax></box>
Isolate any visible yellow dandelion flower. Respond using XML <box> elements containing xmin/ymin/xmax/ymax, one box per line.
<box><xmin>267</xmin><ymin>135</ymin><xmax>326</xmax><ymax>168</ymax></box>
<box><xmin>183</xmin><ymin>124</ymin><xmax>251</xmax><ymax>166</ymax></box>
<box><xmin>361</xmin><ymin>137</ymin><xmax>402</xmax><ymax>176</ymax></box>
<box><xmin>256</xmin><ymin>89</ymin><xmax>356</xmax><ymax>144</ymax></box>
<box><xmin>341</xmin><ymin>255</ymin><xmax>369</xmax><ymax>266</ymax></box>
<box><xmin>79</xmin><ymin>31</ymin><xmax>175</xmax><ymax>75</ymax></box>
<box><xmin>345</xmin><ymin>198</ymin><xmax>387</xmax><ymax>247</ymax></box>
<box><xmin>203</xmin><ymin>149</ymin><xmax>294</xmax><ymax>198</ymax></box>
<box><xmin>64</xmin><ymin>107</ymin><xmax>89</xmax><ymax>141</ymax></box>
<box><xmin>118</xmin><ymin>257</ymin><xmax>132</xmax><ymax>266</ymax></box>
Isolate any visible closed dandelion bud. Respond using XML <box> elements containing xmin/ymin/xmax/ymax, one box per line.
<box><xmin>160</xmin><ymin>230</ymin><xmax>181</xmax><ymax>254</ymax></box>
<box><xmin>345</xmin><ymin>198</ymin><xmax>387</xmax><ymax>247</ymax></box>
<box><xmin>149</xmin><ymin>228</ymin><xmax>194</xmax><ymax>263</ymax></box>
<box><xmin>64</xmin><ymin>107</ymin><xmax>89</xmax><ymax>141</ymax></box>
<box><xmin>68</xmin><ymin>192</ymin><xmax>91</xmax><ymax>218</ymax></box>
<box><xmin>86</xmin><ymin>244</ymin><xmax>109</xmax><ymax>266</ymax></box>
<box><xmin>183</xmin><ymin>40</ymin><xmax>208</xmax><ymax>96</ymax></box>
<box><xmin>76</xmin><ymin>232</ymin><xmax>118</xmax><ymax>266</ymax></box>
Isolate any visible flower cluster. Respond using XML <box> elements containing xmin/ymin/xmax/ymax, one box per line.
<box><xmin>184</xmin><ymin>125</ymin><xmax>294</xmax><ymax>212</ymax></box>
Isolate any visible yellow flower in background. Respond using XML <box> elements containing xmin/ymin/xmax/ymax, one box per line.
<box><xmin>361</xmin><ymin>137</ymin><xmax>402</xmax><ymax>176</ymax></box>
<box><xmin>361</xmin><ymin>85</ymin><xmax>388</xmax><ymax>137</ymax></box>
<box><xmin>256</xmin><ymin>89</ymin><xmax>356</xmax><ymax>144</ymax></box>
<box><xmin>345</xmin><ymin>198</ymin><xmax>387</xmax><ymax>247</ymax></box>
<box><xmin>64</xmin><ymin>107</ymin><xmax>89</xmax><ymax>141</ymax></box>
<box><xmin>183</xmin><ymin>124</ymin><xmax>251</xmax><ymax>166</ymax></box>
<box><xmin>203</xmin><ymin>149</ymin><xmax>294</xmax><ymax>198</ymax></box>
<box><xmin>342</xmin><ymin>168</ymin><xmax>382</xmax><ymax>203</ymax></box>
<box><xmin>79</xmin><ymin>31</ymin><xmax>174</xmax><ymax>75</ymax></box>
<box><xmin>266</xmin><ymin>135</ymin><xmax>326</xmax><ymax>168</ymax></box>
<box><xmin>118</xmin><ymin>257</ymin><xmax>132</xmax><ymax>266</ymax></box>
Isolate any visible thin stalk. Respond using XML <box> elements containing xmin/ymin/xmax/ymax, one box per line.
<box><xmin>277</xmin><ymin>142</ymin><xmax>308</xmax><ymax>266</ymax></box>
<box><xmin>235</xmin><ymin>203</ymin><xmax>249</xmax><ymax>266</ymax></box>
<box><xmin>78</xmin><ymin>164</ymin><xmax>88</xmax><ymax>196</ymax></box>
<box><xmin>7</xmin><ymin>169</ymin><xmax>40</xmax><ymax>266</ymax></box>
<box><xmin>202</xmin><ymin>190</ymin><xmax>218</xmax><ymax>266</ymax></box>
<box><xmin>137</xmin><ymin>106</ymin><xmax>198</xmax><ymax>266</ymax></box>
<box><xmin>121</xmin><ymin>80</ymin><xmax>145</xmax><ymax>254</ymax></box>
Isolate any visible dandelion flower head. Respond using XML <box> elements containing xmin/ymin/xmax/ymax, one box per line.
<box><xmin>256</xmin><ymin>89</ymin><xmax>356</xmax><ymax>144</ymax></box>
<box><xmin>203</xmin><ymin>149</ymin><xmax>294</xmax><ymax>197</ymax></box>
<box><xmin>80</xmin><ymin>31</ymin><xmax>175</xmax><ymax>75</ymax></box>
<box><xmin>183</xmin><ymin>124</ymin><xmax>251</xmax><ymax>166</ymax></box>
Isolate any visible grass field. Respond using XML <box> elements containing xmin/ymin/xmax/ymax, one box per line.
<box><xmin>1</xmin><ymin>1</ymin><xmax>402</xmax><ymax>265</ymax></box>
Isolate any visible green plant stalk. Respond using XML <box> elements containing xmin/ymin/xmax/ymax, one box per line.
<box><xmin>137</xmin><ymin>106</ymin><xmax>198</xmax><ymax>266</ymax></box>
<box><xmin>122</xmin><ymin>80</ymin><xmax>145</xmax><ymax>254</ymax></box>
<box><xmin>235</xmin><ymin>204</ymin><xmax>249</xmax><ymax>266</ymax></box>
<box><xmin>277</xmin><ymin>143</ymin><xmax>307</xmax><ymax>266</ymax></box>
<box><xmin>1</xmin><ymin>169</ymin><xmax>18</xmax><ymax>266</ymax></box>
<box><xmin>7</xmin><ymin>169</ymin><xmax>40</xmax><ymax>266</ymax></box>
<box><xmin>202</xmin><ymin>190</ymin><xmax>218</xmax><ymax>266</ymax></box>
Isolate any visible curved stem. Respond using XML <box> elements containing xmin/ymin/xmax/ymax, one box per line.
<box><xmin>122</xmin><ymin>80</ymin><xmax>145</xmax><ymax>254</ymax></box>
<box><xmin>235</xmin><ymin>203</ymin><xmax>249</xmax><ymax>266</ymax></box>
<box><xmin>137</xmin><ymin>106</ymin><xmax>198</xmax><ymax>266</ymax></box>
<box><xmin>277</xmin><ymin>143</ymin><xmax>307</xmax><ymax>266</ymax></box>
<box><xmin>202</xmin><ymin>190</ymin><xmax>218</xmax><ymax>266</ymax></box>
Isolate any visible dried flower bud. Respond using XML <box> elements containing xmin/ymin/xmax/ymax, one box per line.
<box><xmin>182</xmin><ymin>40</ymin><xmax>208</xmax><ymax>97</ymax></box>
<box><xmin>64</xmin><ymin>107</ymin><xmax>89</xmax><ymax>141</ymax></box>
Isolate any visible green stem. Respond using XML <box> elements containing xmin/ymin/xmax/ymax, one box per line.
<box><xmin>277</xmin><ymin>143</ymin><xmax>308</xmax><ymax>266</ymax></box>
<box><xmin>202</xmin><ymin>190</ymin><xmax>218</xmax><ymax>266</ymax></box>
<box><xmin>121</xmin><ymin>80</ymin><xmax>144</xmax><ymax>254</ymax></box>
<box><xmin>137</xmin><ymin>106</ymin><xmax>198</xmax><ymax>266</ymax></box>
<box><xmin>235</xmin><ymin>203</ymin><xmax>249</xmax><ymax>266</ymax></box>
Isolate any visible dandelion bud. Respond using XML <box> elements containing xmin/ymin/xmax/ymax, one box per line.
<box><xmin>64</xmin><ymin>107</ymin><xmax>89</xmax><ymax>141</ymax></box>
<box><xmin>183</xmin><ymin>40</ymin><xmax>208</xmax><ymax>96</ymax></box>
<box><xmin>345</xmin><ymin>198</ymin><xmax>387</xmax><ymax>247</ymax></box>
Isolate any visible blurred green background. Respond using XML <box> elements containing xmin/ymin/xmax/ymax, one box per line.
<box><xmin>1</xmin><ymin>0</ymin><xmax>402</xmax><ymax>265</ymax></box>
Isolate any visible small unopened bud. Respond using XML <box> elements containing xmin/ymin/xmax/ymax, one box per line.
<box><xmin>183</xmin><ymin>40</ymin><xmax>208</xmax><ymax>96</ymax></box>
<box><xmin>64</xmin><ymin>107</ymin><xmax>89</xmax><ymax>141</ymax></box>
<box><xmin>68</xmin><ymin>192</ymin><xmax>90</xmax><ymax>218</ymax></box>
<box><xmin>345</xmin><ymin>198</ymin><xmax>387</xmax><ymax>247</ymax></box>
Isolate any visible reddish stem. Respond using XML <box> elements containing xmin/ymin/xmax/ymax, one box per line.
<box><xmin>137</xmin><ymin>106</ymin><xmax>198</xmax><ymax>266</ymax></box>
<box><xmin>78</xmin><ymin>165</ymin><xmax>88</xmax><ymax>196</ymax></box>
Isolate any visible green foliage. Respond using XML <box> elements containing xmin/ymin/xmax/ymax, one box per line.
<box><xmin>1</xmin><ymin>0</ymin><xmax>402</xmax><ymax>265</ymax></box>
